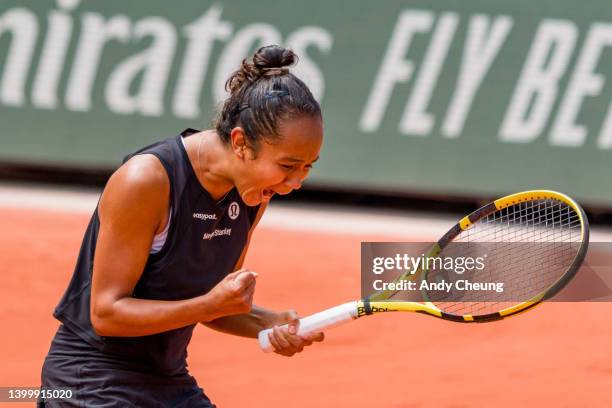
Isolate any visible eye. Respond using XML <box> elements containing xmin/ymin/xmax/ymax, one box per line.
<box><xmin>278</xmin><ymin>163</ymin><xmax>295</xmax><ymax>170</ymax></box>
<box><xmin>278</xmin><ymin>163</ymin><xmax>314</xmax><ymax>172</ymax></box>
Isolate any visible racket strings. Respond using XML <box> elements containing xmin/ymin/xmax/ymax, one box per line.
<box><xmin>448</xmin><ymin>203</ymin><xmax>579</xmax><ymax>312</ymax></box>
<box><xmin>420</xmin><ymin>199</ymin><xmax>583</xmax><ymax>316</ymax></box>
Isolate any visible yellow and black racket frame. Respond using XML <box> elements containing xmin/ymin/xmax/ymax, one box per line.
<box><xmin>359</xmin><ymin>190</ymin><xmax>590</xmax><ymax>323</ymax></box>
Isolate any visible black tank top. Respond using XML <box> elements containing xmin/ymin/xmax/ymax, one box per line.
<box><xmin>53</xmin><ymin>129</ymin><xmax>260</xmax><ymax>375</ymax></box>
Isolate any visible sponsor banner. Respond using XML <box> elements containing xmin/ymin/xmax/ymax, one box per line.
<box><xmin>1</xmin><ymin>1</ymin><xmax>612</xmax><ymax>204</ymax></box>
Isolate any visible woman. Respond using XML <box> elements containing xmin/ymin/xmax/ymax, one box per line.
<box><xmin>40</xmin><ymin>45</ymin><xmax>324</xmax><ymax>407</ymax></box>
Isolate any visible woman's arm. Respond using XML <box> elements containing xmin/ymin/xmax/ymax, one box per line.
<box><xmin>90</xmin><ymin>155</ymin><xmax>256</xmax><ymax>337</ymax></box>
<box><xmin>203</xmin><ymin>305</ymin><xmax>287</xmax><ymax>338</ymax></box>
<box><xmin>204</xmin><ymin>305</ymin><xmax>324</xmax><ymax>356</ymax></box>
<box><xmin>203</xmin><ymin>202</ymin><xmax>324</xmax><ymax>355</ymax></box>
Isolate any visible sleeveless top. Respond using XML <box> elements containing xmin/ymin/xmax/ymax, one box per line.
<box><xmin>53</xmin><ymin>129</ymin><xmax>260</xmax><ymax>376</ymax></box>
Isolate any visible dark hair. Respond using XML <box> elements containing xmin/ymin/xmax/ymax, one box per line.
<box><xmin>215</xmin><ymin>45</ymin><xmax>322</xmax><ymax>152</ymax></box>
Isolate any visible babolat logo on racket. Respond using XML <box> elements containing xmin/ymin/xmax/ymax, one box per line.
<box><xmin>357</xmin><ymin>305</ymin><xmax>388</xmax><ymax>317</ymax></box>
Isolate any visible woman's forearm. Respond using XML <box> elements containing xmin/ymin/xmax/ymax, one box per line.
<box><xmin>92</xmin><ymin>270</ymin><xmax>257</xmax><ymax>337</ymax></box>
<box><xmin>91</xmin><ymin>293</ymin><xmax>223</xmax><ymax>337</ymax></box>
<box><xmin>203</xmin><ymin>305</ymin><xmax>277</xmax><ymax>338</ymax></box>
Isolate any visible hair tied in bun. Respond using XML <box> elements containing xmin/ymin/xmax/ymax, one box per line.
<box><xmin>215</xmin><ymin>45</ymin><xmax>321</xmax><ymax>152</ymax></box>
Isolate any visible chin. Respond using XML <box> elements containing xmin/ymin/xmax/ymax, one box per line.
<box><xmin>240</xmin><ymin>192</ymin><xmax>263</xmax><ymax>207</ymax></box>
<box><xmin>241</xmin><ymin>188</ymin><xmax>277</xmax><ymax>206</ymax></box>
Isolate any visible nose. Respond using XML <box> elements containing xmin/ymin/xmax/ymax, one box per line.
<box><xmin>285</xmin><ymin>175</ymin><xmax>303</xmax><ymax>191</ymax></box>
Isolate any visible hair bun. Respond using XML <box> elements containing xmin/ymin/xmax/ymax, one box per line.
<box><xmin>253</xmin><ymin>45</ymin><xmax>297</xmax><ymax>72</ymax></box>
<box><xmin>225</xmin><ymin>45</ymin><xmax>296</xmax><ymax>94</ymax></box>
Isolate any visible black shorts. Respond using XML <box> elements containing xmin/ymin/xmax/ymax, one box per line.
<box><xmin>39</xmin><ymin>325</ymin><xmax>215</xmax><ymax>407</ymax></box>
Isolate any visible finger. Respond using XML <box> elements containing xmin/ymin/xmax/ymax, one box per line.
<box><xmin>268</xmin><ymin>331</ymin><xmax>281</xmax><ymax>352</ymax></box>
<box><xmin>299</xmin><ymin>337</ymin><xmax>313</xmax><ymax>347</ymax></box>
<box><xmin>269</xmin><ymin>334</ymin><xmax>294</xmax><ymax>357</ymax></box>
<box><xmin>271</xmin><ymin>336</ymin><xmax>300</xmax><ymax>357</ymax></box>
<box><xmin>283</xmin><ymin>332</ymin><xmax>305</xmax><ymax>349</ymax></box>
<box><xmin>278</xmin><ymin>332</ymin><xmax>304</xmax><ymax>353</ymax></box>
<box><xmin>268</xmin><ymin>328</ymin><xmax>295</xmax><ymax>354</ymax></box>
<box><xmin>271</xmin><ymin>326</ymin><xmax>292</xmax><ymax>350</ymax></box>
<box><xmin>243</xmin><ymin>288</ymin><xmax>255</xmax><ymax>305</ymax></box>
<box><xmin>274</xmin><ymin>323</ymin><xmax>305</xmax><ymax>350</ymax></box>
<box><xmin>233</xmin><ymin>271</ymin><xmax>258</xmax><ymax>290</ymax></box>
<box><xmin>243</xmin><ymin>279</ymin><xmax>257</xmax><ymax>301</ymax></box>
<box><xmin>285</xmin><ymin>310</ymin><xmax>300</xmax><ymax>335</ymax></box>
<box><xmin>243</xmin><ymin>289</ymin><xmax>255</xmax><ymax>309</ymax></box>
<box><xmin>236</xmin><ymin>270</ymin><xmax>258</xmax><ymax>282</ymax></box>
<box><xmin>244</xmin><ymin>276</ymin><xmax>257</xmax><ymax>294</ymax></box>
<box><xmin>304</xmin><ymin>332</ymin><xmax>325</xmax><ymax>342</ymax></box>
<box><xmin>225</xmin><ymin>269</ymin><xmax>247</xmax><ymax>279</ymax></box>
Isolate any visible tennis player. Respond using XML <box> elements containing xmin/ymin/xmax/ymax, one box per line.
<box><xmin>39</xmin><ymin>45</ymin><xmax>324</xmax><ymax>407</ymax></box>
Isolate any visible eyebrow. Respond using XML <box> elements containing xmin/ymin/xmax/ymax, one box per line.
<box><xmin>281</xmin><ymin>156</ymin><xmax>319</xmax><ymax>163</ymax></box>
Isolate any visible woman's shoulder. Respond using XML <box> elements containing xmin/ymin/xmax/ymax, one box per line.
<box><xmin>98</xmin><ymin>155</ymin><xmax>170</xmax><ymax>227</ymax></box>
<box><xmin>114</xmin><ymin>154</ymin><xmax>170</xmax><ymax>195</ymax></box>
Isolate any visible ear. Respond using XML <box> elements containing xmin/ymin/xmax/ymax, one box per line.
<box><xmin>229</xmin><ymin>127</ymin><xmax>248</xmax><ymax>159</ymax></box>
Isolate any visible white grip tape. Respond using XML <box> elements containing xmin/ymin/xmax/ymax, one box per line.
<box><xmin>257</xmin><ymin>301</ymin><xmax>358</xmax><ymax>353</ymax></box>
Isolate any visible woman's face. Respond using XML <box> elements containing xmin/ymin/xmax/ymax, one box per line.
<box><xmin>233</xmin><ymin>115</ymin><xmax>323</xmax><ymax>206</ymax></box>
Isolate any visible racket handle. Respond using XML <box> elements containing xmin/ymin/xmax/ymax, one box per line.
<box><xmin>258</xmin><ymin>301</ymin><xmax>358</xmax><ymax>353</ymax></box>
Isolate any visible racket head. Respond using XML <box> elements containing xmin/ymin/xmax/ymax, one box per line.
<box><xmin>364</xmin><ymin>190</ymin><xmax>589</xmax><ymax>322</ymax></box>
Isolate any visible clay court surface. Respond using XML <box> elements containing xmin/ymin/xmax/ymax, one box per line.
<box><xmin>0</xmin><ymin>184</ymin><xmax>611</xmax><ymax>407</ymax></box>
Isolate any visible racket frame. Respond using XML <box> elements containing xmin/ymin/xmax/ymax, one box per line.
<box><xmin>360</xmin><ymin>190</ymin><xmax>589</xmax><ymax>323</ymax></box>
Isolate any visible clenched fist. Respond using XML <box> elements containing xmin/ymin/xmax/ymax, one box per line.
<box><xmin>207</xmin><ymin>269</ymin><xmax>258</xmax><ymax>319</ymax></box>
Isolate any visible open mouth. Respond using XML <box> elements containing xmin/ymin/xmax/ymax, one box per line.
<box><xmin>262</xmin><ymin>189</ymin><xmax>275</xmax><ymax>199</ymax></box>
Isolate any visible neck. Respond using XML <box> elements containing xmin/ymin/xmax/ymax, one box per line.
<box><xmin>193</xmin><ymin>130</ymin><xmax>235</xmax><ymax>200</ymax></box>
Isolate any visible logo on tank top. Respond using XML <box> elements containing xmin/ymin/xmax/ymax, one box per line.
<box><xmin>203</xmin><ymin>228</ymin><xmax>232</xmax><ymax>240</ymax></box>
<box><xmin>228</xmin><ymin>202</ymin><xmax>240</xmax><ymax>220</ymax></box>
<box><xmin>193</xmin><ymin>212</ymin><xmax>217</xmax><ymax>221</ymax></box>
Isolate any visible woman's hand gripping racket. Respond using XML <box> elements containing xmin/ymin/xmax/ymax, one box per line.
<box><xmin>258</xmin><ymin>190</ymin><xmax>589</xmax><ymax>352</ymax></box>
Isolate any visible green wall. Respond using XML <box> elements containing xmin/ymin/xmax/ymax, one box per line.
<box><xmin>1</xmin><ymin>1</ymin><xmax>611</xmax><ymax>205</ymax></box>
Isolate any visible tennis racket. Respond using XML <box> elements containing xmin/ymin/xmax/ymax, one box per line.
<box><xmin>258</xmin><ymin>190</ymin><xmax>589</xmax><ymax>352</ymax></box>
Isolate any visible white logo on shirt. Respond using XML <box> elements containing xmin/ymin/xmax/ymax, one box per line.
<box><xmin>203</xmin><ymin>228</ymin><xmax>232</xmax><ymax>240</ymax></box>
<box><xmin>228</xmin><ymin>202</ymin><xmax>240</xmax><ymax>220</ymax></box>
<box><xmin>193</xmin><ymin>213</ymin><xmax>217</xmax><ymax>221</ymax></box>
